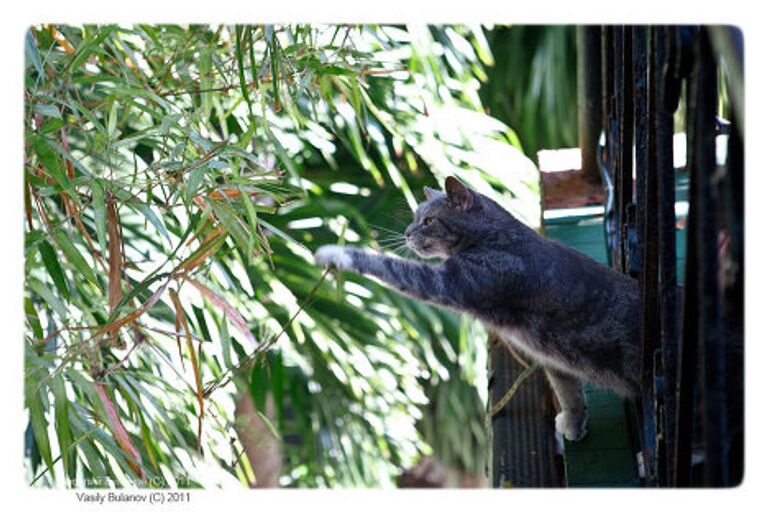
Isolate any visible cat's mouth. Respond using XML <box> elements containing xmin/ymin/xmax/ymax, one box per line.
<box><xmin>406</xmin><ymin>237</ymin><xmax>439</xmax><ymax>258</ymax></box>
<box><xmin>405</xmin><ymin>236</ymin><xmax>423</xmax><ymax>253</ymax></box>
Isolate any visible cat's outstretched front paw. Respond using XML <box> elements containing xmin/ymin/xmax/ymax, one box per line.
<box><xmin>314</xmin><ymin>245</ymin><xmax>354</xmax><ymax>270</ymax></box>
<box><xmin>555</xmin><ymin>409</ymin><xmax>588</xmax><ymax>442</ymax></box>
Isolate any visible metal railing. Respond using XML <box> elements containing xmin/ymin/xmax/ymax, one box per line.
<box><xmin>591</xmin><ymin>25</ymin><xmax>744</xmax><ymax>487</ymax></box>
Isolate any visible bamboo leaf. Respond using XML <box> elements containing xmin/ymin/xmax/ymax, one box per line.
<box><xmin>186</xmin><ymin>166</ymin><xmax>206</xmax><ymax>204</ymax></box>
<box><xmin>207</xmin><ymin>200</ymin><xmax>252</xmax><ymax>255</ymax></box>
<box><xmin>138</xmin><ymin>415</ymin><xmax>159</xmax><ymax>471</ymax></box>
<box><xmin>78</xmin><ymin>438</ymin><xmax>107</xmax><ymax>480</ymax></box>
<box><xmin>107</xmin><ymin>200</ymin><xmax>124</xmax><ymax>347</ymax></box>
<box><xmin>181</xmin><ymin>275</ymin><xmax>259</xmax><ymax>351</ymax></box>
<box><xmin>268</xmin><ymin>28</ymin><xmax>281</xmax><ymax>108</ymax></box>
<box><xmin>51</xmin><ymin>228</ymin><xmax>98</xmax><ymax>285</ymax></box>
<box><xmin>50</xmin><ymin>375</ymin><xmax>76</xmax><ymax>482</ymax></box>
<box><xmin>38</xmin><ymin>240</ymin><xmax>70</xmax><ymax>300</ymax></box>
<box><xmin>265</xmin><ymin>127</ymin><xmax>301</xmax><ymax>185</ymax></box>
<box><xmin>219</xmin><ymin>317</ymin><xmax>232</xmax><ymax>370</ymax></box>
<box><xmin>39</xmin><ymin>117</ymin><xmax>66</xmax><ymax>135</ymax></box>
<box><xmin>239</xmin><ymin>185</ymin><xmax>260</xmax><ymax>258</ymax></box>
<box><xmin>25</xmin><ymin>29</ymin><xmax>44</xmax><ymax>77</ymax></box>
<box><xmin>107</xmin><ymin>100</ymin><xmax>118</xmax><ymax>136</ymax></box>
<box><xmin>26</xmin><ymin>375</ymin><xmax>53</xmax><ymax>479</ymax></box>
<box><xmin>27</xmin><ymin>277</ymin><xmax>68</xmax><ymax>321</ymax></box>
<box><xmin>91</xmin><ymin>179</ymin><xmax>108</xmax><ymax>256</ymax></box>
<box><xmin>111</xmin><ymin>86</ymin><xmax>171</xmax><ymax>112</ymax></box>
<box><xmin>168</xmin><ymin>289</ymin><xmax>205</xmax><ymax>452</ymax></box>
<box><xmin>25</xmin><ymin>298</ymin><xmax>44</xmax><ymax>340</ymax></box>
<box><xmin>176</xmin><ymin>227</ymin><xmax>226</xmax><ymax>273</ymax></box>
<box><xmin>192</xmin><ymin>305</ymin><xmax>211</xmax><ymax>342</ymax></box>
<box><xmin>33</xmin><ymin>103</ymin><xmax>63</xmax><ymax>119</ymax></box>
<box><xmin>129</xmin><ymin>203</ymin><xmax>171</xmax><ymax>243</ymax></box>
<box><xmin>92</xmin><ymin>382</ymin><xmax>144</xmax><ymax>479</ymax></box>
<box><xmin>255</xmin><ymin>410</ymin><xmax>281</xmax><ymax>440</ymax></box>
<box><xmin>235</xmin><ymin>25</ymin><xmax>254</xmax><ymax>118</ymax></box>
<box><xmin>29</xmin><ymin>135</ymin><xmax>70</xmax><ymax>193</ymax></box>
<box><xmin>250</xmin><ymin>362</ymin><xmax>269</xmax><ymax>411</ymax></box>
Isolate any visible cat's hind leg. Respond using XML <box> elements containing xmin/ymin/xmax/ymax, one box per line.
<box><xmin>545</xmin><ymin>367</ymin><xmax>588</xmax><ymax>442</ymax></box>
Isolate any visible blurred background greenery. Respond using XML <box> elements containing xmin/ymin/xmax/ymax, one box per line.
<box><xmin>23</xmin><ymin>24</ymin><xmax>575</xmax><ymax>488</ymax></box>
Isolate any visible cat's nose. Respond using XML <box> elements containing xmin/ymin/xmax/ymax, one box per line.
<box><xmin>405</xmin><ymin>225</ymin><xmax>414</xmax><ymax>237</ymax></box>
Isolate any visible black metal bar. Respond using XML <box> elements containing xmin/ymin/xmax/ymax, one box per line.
<box><xmin>620</xmin><ymin>27</ymin><xmax>635</xmax><ymax>272</ymax></box>
<box><xmin>613</xmin><ymin>26</ymin><xmax>631</xmax><ymax>273</ymax></box>
<box><xmin>634</xmin><ymin>25</ymin><xmax>660</xmax><ymax>486</ymax></box>
<box><xmin>601</xmin><ymin>26</ymin><xmax>614</xmax><ymax>158</ymax></box>
<box><xmin>602</xmin><ymin>26</ymin><xmax>618</xmax><ymax>268</ymax></box>
<box><xmin>648</xmin><ymin>25</ymin><xmax>664</xmax><ymax>485</ymax></box>
<box><xmin>674</xmin><ymin>28</ymin><xmax>699</xmax><ymax>488</ymax></box>
<box><xmin>655</xmin><ymin>25</ymin><xmax>681</xmax><ymax>487</ymax></box>
<box><xmin>692</xmin><ymin>30</ymin><xmax>727</xmax><ymax>487</ymax></box>
<box><xmin>674</xmin><ymin>27</ymin><xmax>728</xmax><ymax>487</ymax></box>
<box><xmin>707</xmin><ymin>25</ymin><xmax>744</xmax><ymax>488</ymax></box>
<box><xmin>722</xmin><ymin>92</ymin><xmax>744</xmax><ymax>488</ymax></box>
<box><xmin>577</xmin><ymin>26</ymin><xmax>603</xmax><ymax>185</ymax></box>
<box><xmin>635</xmin><ymin>24</ymin><xmax>651</xmax><ymax>365</ymax></box>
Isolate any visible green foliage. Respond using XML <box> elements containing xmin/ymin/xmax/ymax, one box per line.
<box><xmin>480</xmin><ymin>26</ymin><xmax>578</xmax><ymax>159</ymax></box>
<box><xmin>24</xmin><ymin>24</ymin><xmax>540</xmax><ymax>488</ymax></box>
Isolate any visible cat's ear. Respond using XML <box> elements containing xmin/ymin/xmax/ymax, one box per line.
<box><xmin>423</xmin><ymin>186</ymin><xmax>441</xmax><ymax>200</ymax></box>
<box><xmin>445</xmin><ymin>176</ymin><xmax>474</xmax><ymax>211</ymax></box>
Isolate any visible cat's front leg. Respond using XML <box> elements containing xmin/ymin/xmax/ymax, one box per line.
<box><xmin>545</xmin><ymin>368</ymin><xmax>588</xmax><ymax>442</ymax></box>
<box><xmin>314</xmin><ymin>245</ymin><xmax>460</xmax><ymax>307</ymax></box>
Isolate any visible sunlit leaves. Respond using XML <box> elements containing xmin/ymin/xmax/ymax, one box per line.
<box><xmin>23</xmin><ymin>22</ymin><xmax>539</xmax><ymax>489</ymax></box>
<box><xmin>479</xmin><ymin>26</ymin><xmax>578</xmax><ymax>158</ymax></box>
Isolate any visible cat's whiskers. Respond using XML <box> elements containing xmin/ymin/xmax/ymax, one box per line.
<box><xmin>369</xmin><ymin>222</ymin><xmax>402</xmax><ymax>232</ymax></box>
<box><xmin>370</xmin><ymin>227</ymin><xmax>407</xmax><ymax>242</ymax></box>
<box><xmin>376</xmin><ymin>236</ymin><xmax>406</xmax><ymax>247</ymax></box>
<box><xmin>375</xmin><ymin>231</ymin><xmax>405</xmax><ymax>240</ymax></box>
<box><xmin>374</xmin><ymin>233</ymin><xmax>407</xmax><ymax>249</ymax></box>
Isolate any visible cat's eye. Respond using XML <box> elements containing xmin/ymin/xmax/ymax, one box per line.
<box><xmin>422</xmin><ymin>216</ymin><xmax>434</xmax><ymax>226</ymax></box>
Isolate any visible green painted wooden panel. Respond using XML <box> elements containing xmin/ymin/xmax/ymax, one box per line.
<box><xmin>561</xmin><ymin>385</ymin><xmax>640</xmax><ymax>487</ymax></box>
<box><xmin>545</xmin><ymin>218</ymin><xmax>608</xmax><ymax>265</ymax></box>
<box><xmin>545</xmin><ymin>210</ymin><xmax>687</xmax><ymax>283</ymax></box>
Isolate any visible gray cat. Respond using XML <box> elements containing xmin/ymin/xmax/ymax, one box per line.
<box><xmin>314</xmin><ymin>177</ymin><xmax>640</xmax><ymax>441</ymax></box>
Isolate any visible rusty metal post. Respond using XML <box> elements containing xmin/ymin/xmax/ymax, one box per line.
<box><xmin>722</xmin><ymin>89</ymin><xmax>744</xmax><ymax>488</ymax></box>
<box><xmin>601</xmin><ymin>26</ymin><xmax>618</xmax><ymax>268</ymax></box>
<box><xmin>634</xmin><ymin>25</ymin><xmax>661</xmax><ymax>486</ymax></box>
<box><xmin>618</xmin><ymin>27</ymin><xmax>635</xmax><ymax>275</ymax></box>
<box><xmin>654</xmin><ymin>25</ymin><xmax>681</xmax><ymax>487</ymax></box>
<box><xmin>577</xmin><ymin>26</ymin><xmax>603</xmax><ymax>185</ymax></box>
<box><xmin>693</xmin><ymin>30</ymin><xmax>727</xmax><ymax>487</ymax></box>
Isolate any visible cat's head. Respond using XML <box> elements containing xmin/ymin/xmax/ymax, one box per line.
<box><xmin>405</xmin><ymin>176</ymin><xmax>496</xmax><ymax>259</ymax></box>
